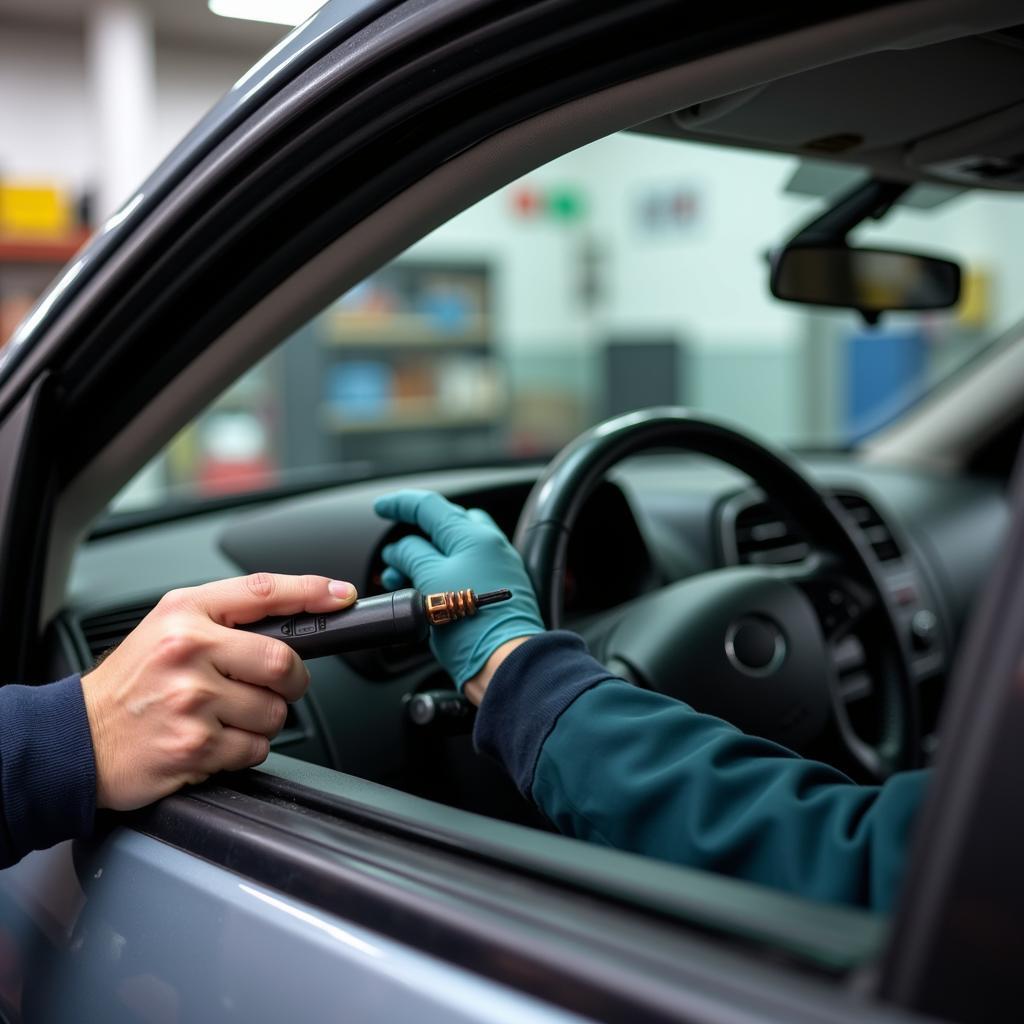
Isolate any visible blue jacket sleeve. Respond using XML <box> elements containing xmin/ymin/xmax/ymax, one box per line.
<box><xmin>0</xmin><ymin>675</ymin><xmax>97</xmax><ymax>868</ymax></box>
<box><xmin>473</xmin><ymin>631</ymin><xmax>927</xmax><ymax>912</ymax></box>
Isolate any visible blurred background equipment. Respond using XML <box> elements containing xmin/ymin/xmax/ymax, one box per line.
<box><xmin>0</xmin><ymin>0</ymin><xmax>295</xmax><ymax>350</ymax></box>
<box><xmin>0</xmin><ymin>0</ymin><xmax>298</xmax><ymax>506</ymax></box>
<box><xmin>0</xmin><ymin>178</ymin><xmax>90</xmax><ymax>346</ymax></box>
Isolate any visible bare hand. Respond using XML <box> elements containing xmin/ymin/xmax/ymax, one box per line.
<box><xmin>80</xmin><ymin>573</ymin><xmax>357</xmax><ymax>810</ymax></box>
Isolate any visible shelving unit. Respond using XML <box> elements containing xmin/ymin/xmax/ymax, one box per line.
<box><xmin>0</xmin><ymin>229</ymin><xmax>89</xmax><ymax>264</ymax></box>
<box><xmin>319</xmin><ymin>404</ymin><xmax>497</xmax><ymax>434</ymax></box>
<box><xmin>320</xmin><ymin>310</ymin><xmax>490</xmax><ymax>348</ymax></box>
<box><xmin>0</xmin><ymin>230</ymin><xmax>91</xmax><ymax>346</ymax></box>
<box><xmin>153</xmin><ymin>259</ymin><xmax>506</xmax><ymax>501</ymax></box>
<box><xmin>280</xmin><ymin>259</ymin><xmax>505</xmax><ymax>468</ymax></box>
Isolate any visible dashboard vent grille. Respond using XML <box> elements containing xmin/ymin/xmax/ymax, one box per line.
<box><xmin>833</xmin><ymin>491</ymin><xmax>903</xmax><ymax>562</ymax></box>
<box><xmin>729</xmin><ymin>489</ymin><xmax>902</xmax><ymax>566</ymax></box>
<box><xmin>79</xmin><ymin>603</ymin><xmax>153</xmax><ymax>664</ymax></box>
<box><xmin>732</xmin><ymin>502</ymin><xmax>810</xmax><ymax>565</ymax></box>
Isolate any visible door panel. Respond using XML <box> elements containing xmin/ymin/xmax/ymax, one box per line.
<box><xmin>1</xmin><ymin>833</ymin><xmax>588</xmax><ymax>1024</ymax></box>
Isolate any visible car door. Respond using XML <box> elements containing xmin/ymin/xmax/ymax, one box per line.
<box><xmin>0</xmin><ymin>1</ymin><xmax>1017</xmax><ymax>1021</ymax></box>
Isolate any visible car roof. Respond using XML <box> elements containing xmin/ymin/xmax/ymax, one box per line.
<box><xmin>635</xmin><ymin>24</ymin><xmax>1024</xmax><ymax>192</ymax></box>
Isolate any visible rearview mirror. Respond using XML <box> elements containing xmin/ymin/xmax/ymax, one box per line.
<box><xmin>770</xmin><ymin>245</ymin><xmax>961</xmax><ymax>322</ymax></box>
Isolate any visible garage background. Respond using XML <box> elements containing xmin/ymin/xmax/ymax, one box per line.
<box><xmin>1</xmin><ymin>0</ymin><xmax>1021</xmax><ymax>514</ymax></box>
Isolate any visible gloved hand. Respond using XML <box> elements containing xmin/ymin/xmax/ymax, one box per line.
<box><xmin>374</xmin><ymin>490</ymin><xmax>544</xmax><ymax>687</ymax></box>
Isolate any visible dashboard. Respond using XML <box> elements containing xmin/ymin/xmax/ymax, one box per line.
<box><xmin>54</xmin><ymin>453</ymin><xmax>1009</xmax><ymax>814</ymax></box>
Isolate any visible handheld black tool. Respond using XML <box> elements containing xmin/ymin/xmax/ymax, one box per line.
<box><xmin>240</xmin><ymin>587</ymin><xmax>512</xmax><ymax>659</ymax></box>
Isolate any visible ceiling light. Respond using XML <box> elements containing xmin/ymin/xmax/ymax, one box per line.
<box><xmin>208</xmin><ymin>0</ymin><xmax>324</xmax><ymax>27</ymax></box>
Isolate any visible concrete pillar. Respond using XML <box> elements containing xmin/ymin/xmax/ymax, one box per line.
<box><xmin>86</xmin><ymin>0</ymin><xmax>156</xmax><ymax>225</ymax></box>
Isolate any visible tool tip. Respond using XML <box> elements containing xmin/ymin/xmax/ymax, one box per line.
<box><xmin>475</xmin><ymin>588</ymin><xmax>512</xmax><ymax>606</ymax></box>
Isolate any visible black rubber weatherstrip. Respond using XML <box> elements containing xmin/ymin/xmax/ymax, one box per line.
<box><xmin>115</xmin><ymin>776</ymin><xmax>894</xmax><ymax>1024</ymax></box>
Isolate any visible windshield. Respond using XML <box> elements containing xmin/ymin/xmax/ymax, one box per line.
<box><xmin>110</xmin><ymin>131</ymin><xmax>1024</xmax><ymax>515</ymax></box>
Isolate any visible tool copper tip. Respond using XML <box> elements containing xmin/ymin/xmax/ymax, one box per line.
<box><xmin>424</xmin><ymin>588</ymin><xmax>513</xmax><ymax>625</ymax></box>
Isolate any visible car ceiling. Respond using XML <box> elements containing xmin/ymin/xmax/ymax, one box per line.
<box><xmin>637</xmin><ymin>26</ymin><xmax>1024</xmax><ymax>191</ymax></box>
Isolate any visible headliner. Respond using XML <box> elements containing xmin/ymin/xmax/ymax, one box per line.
<box><xmin>637</xmin><ymin>25</ymin><xmax>1024</xmax><ymax>191</ymax></box>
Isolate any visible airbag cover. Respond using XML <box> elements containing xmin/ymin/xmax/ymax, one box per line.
<box><xmin>604</xmin><ymin>567</ymin><xmax>831</xmax><ymax>750</ymax></box>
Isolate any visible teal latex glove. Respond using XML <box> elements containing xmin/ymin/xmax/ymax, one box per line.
<box><xmin>374</xmin><ymin>490</ymin><xmax>545</xmax><ymax>687</ymax></box>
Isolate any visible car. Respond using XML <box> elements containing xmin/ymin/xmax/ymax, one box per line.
<box><xmin>2</xmin><ymin>0</ymin><xmax>1023</xmax><ymax>1021</ymax></box>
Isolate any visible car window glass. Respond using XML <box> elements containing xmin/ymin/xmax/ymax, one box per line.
<box><xmin>110</xmin><ymin>131</ymin><xmax>1024</xmax><ymax>513</ymax></box>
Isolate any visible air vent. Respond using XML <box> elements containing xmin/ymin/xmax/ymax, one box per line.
<box><xmin>727</xmin><ymin>489</ymin><xmax>902</xmax><ymax>566</ymax></box>
<box><xmin>731</xmin><ymin>501</ymin><xmax>810</xmax><ymax>565</ymax></box>
<box><xmin>79</xmin><ymin>603</ymin><xmax>153</xmax><ymax>664</ymax></box>
<box><xmin>834</xmin><ymin>491</ymin><xmax>903</xmax><ymax>563</ymax></box>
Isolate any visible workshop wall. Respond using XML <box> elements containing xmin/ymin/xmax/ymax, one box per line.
<box><xmin>408</xmin><ymin>133</ymin><xmax>818</xmax><ymax>443</ymax></box>
<box><xmin>0</xmin><ymin>23</ymin><xmax>255</xmax><ymax>211</ymax></box>
<box><xmin>0</xmin><ymin>25</ymin><xmax>94</xmax><ymax>192</ymax></box>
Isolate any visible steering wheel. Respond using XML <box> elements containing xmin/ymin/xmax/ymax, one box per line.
<box><xmin>514</xmin><ymin>408</ymin><xmax>920</xmax><ymax>781</ymax></box>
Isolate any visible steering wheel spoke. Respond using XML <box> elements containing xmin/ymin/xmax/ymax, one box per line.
<box><xmin>828</xmin><ymin>686</ymin><xmax>890</xmax><ymax>779</ymax></box>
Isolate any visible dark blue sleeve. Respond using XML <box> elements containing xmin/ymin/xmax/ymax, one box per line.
<box><xmin>0</xmin><ymin>675</ymin><xmax>97</xmax><ymax>868</ymax></box>
<box><xmin>474</xmin><ymin>631</ymin><xmax>927</xmax><ymax>911</ymax></box>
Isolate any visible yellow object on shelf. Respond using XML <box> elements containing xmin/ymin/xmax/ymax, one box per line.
<box><xmin>0</xmin><ymin>182</ymin><xmax>73</xmax><ymax>237</ymax></box>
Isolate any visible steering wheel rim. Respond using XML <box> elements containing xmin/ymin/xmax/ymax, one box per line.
<box><xmin>514</xmin><ymin>407</ymin><xmax>921</xmax><ymax>778</ymax></box>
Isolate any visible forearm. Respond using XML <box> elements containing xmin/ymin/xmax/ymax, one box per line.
<box><xmin>473</xmin><ymin>632</ymin><xmax>927</xmax><ymax>911</ymax></box>
<box><xmin>0</xmin><ymin>676</ymin><xmax>97</xmax><ymax>868</ymax></box>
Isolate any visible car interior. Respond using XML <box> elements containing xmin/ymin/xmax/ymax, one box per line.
<box><xmin>38</xmin><ymin>8</ymin><xmax>1024</xmax><ymax>966</ymax></box>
